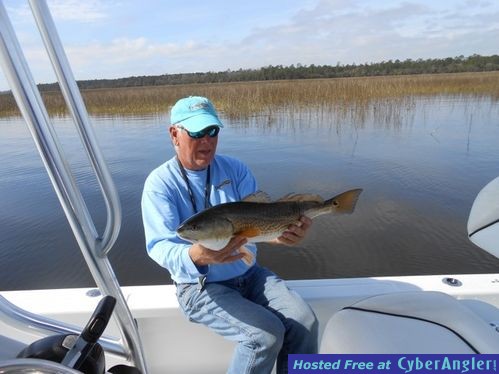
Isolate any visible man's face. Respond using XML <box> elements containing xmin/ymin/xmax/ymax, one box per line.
<box><xmin>170</xmin><ymin>125</ymin><xmax>219</xmax><ymax>170</ymax></box>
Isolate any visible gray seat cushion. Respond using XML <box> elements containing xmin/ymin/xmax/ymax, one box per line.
<box><xmin>320</xmin><ymin>291</ymin><xmax>499</xmax><ymax>353</ymax></box>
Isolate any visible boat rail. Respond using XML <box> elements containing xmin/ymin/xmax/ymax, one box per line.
<box><xmin>0</xmin><ymin>1</ymin><xmax>147</xmax><ymax>372</ymax></box>
<box><xmin>0</xmin><ymin>294</ymin><xmax>126</xmax><ymax>357</ymax></box>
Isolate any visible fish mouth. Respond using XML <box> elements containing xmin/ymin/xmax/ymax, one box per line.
<box><xmin>176</xmin><ymin>224</ymin><xmax>189</xmax><ymax>239</ymax></box>
<box><xmin>176</xmin><ymin>222</ymin><xmax>200</xmax><ymax>242</ymax></box>
<box><xmin>176</xmin><ymin>231</ymin><xmax>195</xmax><ymax>243</ymax></box>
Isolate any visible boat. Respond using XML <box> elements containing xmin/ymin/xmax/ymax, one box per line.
<box><xmin>0</xmin><ymin>1</ymin><xmax>498</xmax><ymax>373</ymax></box>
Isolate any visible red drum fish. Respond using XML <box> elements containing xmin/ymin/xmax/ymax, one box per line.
<box><xmin>177</xmin><ymin>189</ymin><xmax>362</xmax><ymax>265</ymax></box>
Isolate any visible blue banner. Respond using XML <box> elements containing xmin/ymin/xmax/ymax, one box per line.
<box><xmin>289</xmin><ymin>354</ymin><xmax>499</xmax><ymax>374</ymax></box>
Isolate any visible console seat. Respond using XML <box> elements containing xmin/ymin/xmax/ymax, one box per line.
<box><xmin>320</xmin><ymin>291</ymin><xmax>499</xmax><ymax>353</ymax></box>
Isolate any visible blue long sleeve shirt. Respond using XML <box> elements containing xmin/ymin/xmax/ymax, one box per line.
<box><xmin>141</xmin><ymin>154</ymin><xmax>258</xmax><ymax>284</ymax></box>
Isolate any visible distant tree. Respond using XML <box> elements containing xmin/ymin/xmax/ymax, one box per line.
<box><xmin>35</xmin><ymin>54</ymin><xmax>499</xmax><ymax>92</ymax></box>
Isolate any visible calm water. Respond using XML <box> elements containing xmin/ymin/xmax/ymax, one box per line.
<box><xmin>1</xmin><ymin>96</ymin><xmax>499</xmax><ymax>291</ymax></box>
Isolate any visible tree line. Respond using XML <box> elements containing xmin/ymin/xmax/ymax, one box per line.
<box><xmin>37</xmin><ymin>54</ymin><xmax>499</xmax><ymax>91</ymax></box>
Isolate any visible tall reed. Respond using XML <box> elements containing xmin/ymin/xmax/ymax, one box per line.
<box><xmin>1</xmin><ymin>72</ymin><xmax>498</xmax><ymax>118</ymax></box>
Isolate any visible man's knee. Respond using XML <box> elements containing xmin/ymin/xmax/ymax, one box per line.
<box><xmin>248</xmin><ymin>322</ymin><xmax>285</xmax><ymax>353</ymax></box>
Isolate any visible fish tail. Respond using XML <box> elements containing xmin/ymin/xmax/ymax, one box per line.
<box><xmin>306</xmin><ymin>188</ymin><xmax>362</xmax><ymax>217</ymax></box>
<box><xmin>314</xmin><ymin>188</ymin><xmax>362</xmax><ymax>217</ymax></box>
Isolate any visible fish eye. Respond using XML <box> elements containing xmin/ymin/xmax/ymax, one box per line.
<box><xmin>333</xmin><ymin>200</ymin><xmax>339</xmax><ymax>207</ymax></box>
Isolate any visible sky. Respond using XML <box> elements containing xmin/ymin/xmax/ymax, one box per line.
<box><xmin>1</xmin><ymin>0</ymin><xmax>499</xmax><ymax>90</ymax></box>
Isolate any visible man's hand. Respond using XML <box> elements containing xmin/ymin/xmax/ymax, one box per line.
<box><xmin>274</xmin><ymin>216</ymin><xmax>312</xmax><ymax>246</ymax></box>
<box><xmin>189</xmin><ymin>236</ymin><xmax>248</xmax><ymax>266</ymax></box>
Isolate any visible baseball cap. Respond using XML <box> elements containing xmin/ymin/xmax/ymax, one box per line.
<box><xmin>170</xmin><ymin>96</ymin><xmax>224</xmax><ymax>132</ymax></box>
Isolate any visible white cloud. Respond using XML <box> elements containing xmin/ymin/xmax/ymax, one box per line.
<box><xmin>6</xmin><ymin>0</ymin><xmax>111</xmax><ymax>23</ymax></box>
<box><xmin>63</xmin><ymin>37</ymin><xmax>215</xmax><ymax>80</ymax></box>
<box><xmin>48</xmin><ymin>0</ymin><xmax>110</xmax><ymax>22</ymax></box>
<box><xmin>230</xmin><ymin>0</ymin><xmax>499</xmax><ymax>65</ymax></box>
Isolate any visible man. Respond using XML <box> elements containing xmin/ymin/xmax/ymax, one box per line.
<box><xmin>141</xmin><ymin>96</ymin><xmax>318</xmax><ymax>374</ymax></box>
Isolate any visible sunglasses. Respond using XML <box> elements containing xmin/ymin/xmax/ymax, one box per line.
<box><xmin>178</xmin><ymin>125</ymin><xmax>220</xmax><ymax>139</ymax></box>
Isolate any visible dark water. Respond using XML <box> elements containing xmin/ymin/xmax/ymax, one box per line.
<box><xmin>1</xmin><ymin>96</ymin><xmax>499</xmax><ymax>291</ymax></box>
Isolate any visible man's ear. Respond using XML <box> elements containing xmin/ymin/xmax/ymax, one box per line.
<box><xmin>169</xmin><ymin>126</ymin><xmax>179</xmax><ymax>146</ymax></box>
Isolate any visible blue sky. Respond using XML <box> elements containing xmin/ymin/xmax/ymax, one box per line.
<box><xmin>1</xmin><ymin>0</ymin><xmax>498</xmax><ymax>90</ymax></box>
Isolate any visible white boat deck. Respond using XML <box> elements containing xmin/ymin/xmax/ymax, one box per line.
<box><xmin>2</xmin><ymin>273</ymin><xmax>499</xmax><ymax>373</ymax></box>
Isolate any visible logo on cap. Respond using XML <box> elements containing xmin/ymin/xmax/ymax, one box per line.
<box><xmin>190</xmin><ymin>102</ymin><xmax>209</xmax><ymax>111</ymax></box>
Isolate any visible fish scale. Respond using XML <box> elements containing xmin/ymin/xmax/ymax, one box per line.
<box><xmin>224</xmin><ymin>201</ymin><xmax>317</xmax><ymax>235</ymax></box>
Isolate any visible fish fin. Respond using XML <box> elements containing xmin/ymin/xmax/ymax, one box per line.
<box><xmin>242</xmin><ymin>191</ymin><xmax>272</xmax><ymax>203</ymax></box>
<box><xmin>276</xmin><ymin>192</ymin><xmax>295</xmax><ymax>201</ymax></box>
<box><xmin>324</xmin><ymin>188</ymin><xmax>363</xmax><ymax>215</ymax></box>
<box><xmin>235</xmin><ymin>227</ymin><xmax>261</xmax><ymax>238</ymax></box>
<box><xmin>277</xmin><ymin>193</ymin><xmax>324</xmax><ymax>203</ymax></box>
<box><xmin>238</xmin><ymin>246</ymin><xmax>254</xmax><ymax>266</ymax></box>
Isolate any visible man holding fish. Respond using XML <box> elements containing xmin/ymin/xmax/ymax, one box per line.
<box><xmin>141</xmin><ymin>96</ymin><xmax>361</xmax><ymax>373</ymax></box>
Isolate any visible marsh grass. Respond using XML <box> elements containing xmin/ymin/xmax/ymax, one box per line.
<box><xmin>1</xmin><ymin>72</ymin><xmax>498</xmax><ymax>119</ymax></box>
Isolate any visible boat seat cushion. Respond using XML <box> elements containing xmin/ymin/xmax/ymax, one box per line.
<box><xmin>320</xmin><ymin>291</ymin><xmax>499</xmax><ymax>353</ymax></box>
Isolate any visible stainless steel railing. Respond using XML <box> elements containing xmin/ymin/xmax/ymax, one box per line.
<box><xmin>0</xmin><ymin>294</ymin><xmax>126</xmax><ymax>358</ymax></box>
<box><xmin>0</xmin><ymin>1</ymin><xmax>147</xmax><ymax>372</ymax></box>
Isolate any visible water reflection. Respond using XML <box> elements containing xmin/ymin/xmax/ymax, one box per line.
<box><xmin>231</xmin><ymin>98</ymin><xmax>415</xmax><ymax>132</ymax></box>
<box><xmin>0</xmin><ymin>96</ymin><xmax>498</xmax><ymax>290</ymax></box>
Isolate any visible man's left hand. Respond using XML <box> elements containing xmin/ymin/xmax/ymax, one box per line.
<box><xmin>274</xmin><ymin>216</ymin><xmax>312</xmax><ymax>246</ymax></box>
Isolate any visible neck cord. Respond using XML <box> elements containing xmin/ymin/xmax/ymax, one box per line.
<box><xmin>176</xmin><ymin>157</ymin><xmax>211</xmax><ymax>213</ymax></box>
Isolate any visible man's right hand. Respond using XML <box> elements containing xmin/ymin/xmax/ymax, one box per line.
<box><xmin>189</xmin><ymin>236</ymin><xmax>248</xmax><ymax>266</ymax></box>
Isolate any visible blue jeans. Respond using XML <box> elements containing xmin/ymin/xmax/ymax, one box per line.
<box><xmin>176</xmin><ymin>265</ymin><xmax>318</xmax><ymax>374</ymax></box>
